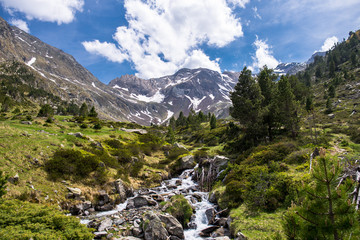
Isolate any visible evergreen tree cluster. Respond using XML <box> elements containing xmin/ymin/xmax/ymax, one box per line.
<box><xmin>230</xmin><ymin>66</ymin><xmax>303</xmax><ymax>149</ymax></box>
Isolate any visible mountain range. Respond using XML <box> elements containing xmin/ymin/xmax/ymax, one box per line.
<box><xmin>0</xmin><ymin>17</ymin><xmax>319</xmax><ymax>125</ymax></box>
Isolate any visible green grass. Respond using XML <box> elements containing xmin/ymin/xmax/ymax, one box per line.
<box><xmin>230</xmin><ymin>205</ymin><xmax>285</xmax><ymax>239</ymax></box>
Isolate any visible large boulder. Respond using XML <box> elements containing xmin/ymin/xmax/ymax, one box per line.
<box><xmin>158</xmin><ymin>214</ymin><xmax>184</xmax><ymax>239</ymax></box>
<box><xmin>142</xmin><ymin>212</ymin><xmax>169</xmax><ymax>240</ymax></box>
<box><xmin>98</xmin><ymin>218</ymin><xmax>113</xmax><ymax>232</ymax></box>
<box><xmin>179</xmin><ymin>155</ymin><xmax>195</xmax><ymax>171</ymax></box>
<box><xmin>114</xmin><ymin>179</ymin><xmax>133</xmax><ymax>203</ymax></box>
<box><xmin>126</xmin><ymin>195</ymin><xmax>157</xmax><ymax>209</ymax></box>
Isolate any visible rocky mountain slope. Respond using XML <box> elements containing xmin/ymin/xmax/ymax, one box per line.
<box><xmin>0</xmin><ymin>17</ymin><xmax>240</xmax><ymax>124</ymax></box>
<box><xmin>109</xmin><ymin>68</ymin><xmax>239</xmax><ymax>120</ymax></box>
<box><xmin>0</xmin><ymin>17</ymin><xmax>169</xmax><ymax>124</ymax></box>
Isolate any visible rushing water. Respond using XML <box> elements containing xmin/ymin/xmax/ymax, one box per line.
<box><xmin>81</xmin><ymin>165</ymin><xmax>215</xmax><ymax>239</ymax></box>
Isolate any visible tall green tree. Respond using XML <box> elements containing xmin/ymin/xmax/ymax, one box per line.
<box><xmin>210</xmin><ymin>113</ymin><xmax>217</xmax><ymax>129</ymax></box>
<box><xmin>79</xmin><ymin>102</ymin><xmax>88</xmax><ymax>117</ymax></box>
<box><xmin>257</xmin><ymin>66</ymin><xmax>278</xmax><ymax>140</ymax></box>
<box><xmin>176</xmin><ymin>111</ymin><xmax>186</xmax><ymax>127</ymax></box>
<box><xmin>277</xmin><ymin>76</ymin><xmax>300</xmax><ymax>138</ymax></box>
<box><xmin>283</xmin><ymin>155</ymin><xmax>359</xmax><ymax>240</ymax></box>
<box><xmin>230</xmin><ymin>67</ymin><xmax>264</xmax><ymax>144</ymax></box>
<box><xmin>88</xmin><ymin>106</ymin><xmax>98</xmax><ymax>118</ymax></box>
<box><xmin>38</xmin><ymin>104</ymin><xmax>54</xmax><ymax>117</ymax></box>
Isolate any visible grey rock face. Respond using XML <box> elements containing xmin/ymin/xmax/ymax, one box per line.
<box><xmin>158</xmin><ymin>214</ymin><xmax>184</xmax><ymax>239</ymax></box>
<box><xmin>142</xmin><ymin>212</ymin><xmax>169</xmax><ymax>240</ymax></box>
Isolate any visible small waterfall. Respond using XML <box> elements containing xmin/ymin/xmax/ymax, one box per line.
<box><xmin>80</xmin><ymin>163</ymin><xmax>221</xmax><ymax>239</ymax></box>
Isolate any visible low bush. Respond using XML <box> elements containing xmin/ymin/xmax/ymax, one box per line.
<box><xmin>0</xmin><ymin>199</ymin><xmax>93</xmax><ymax>239</ymax></box>
<box><xmin>45</xmin><ymin>149</ymin><xmax>99</xmax><ymax>180</ymax></box>
<box><xmin>164</xmin><ymin>195</ymin><xmax>193</xmax><ymax>227</ymax></box>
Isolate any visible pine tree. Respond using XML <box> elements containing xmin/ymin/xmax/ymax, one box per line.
<box><xmin>210</xmin><ymin>113</ymin><xmax>216</xmax><ymax>129</ymax></box>
<box><xmin>230</xmin><ymin>67</ymin><xmax>264</xmax><ymax>144</ymax></box>
<box><xmin>176</xmin><ymin>111</ymin><xmax>186</xmax><ymax>127</ymax></box>
<box><xmin>283</xmin><ymin>154</ymin><xmax>359</xmax><ymax>240</ymax></box>
<box><xmin>169</xmin><ymin>116</ymin><xmax>176</xmax><ymax>130</ymax></box>
<box><xmin>38</xmin><ymin>104</ymin><xmax>54</xmax><ymax>117</ymax></box>
<box><xmin>166</xmin><ymin>126</ymin><xmax>175</xmax><ymax>144</ymax></box>
<box><xmin>277</xmin><ymin>76</ymin><xmax>299</xmax><ymax>138</ymax></box>
<box><xmin>257</xmin><ymin>66</ymin><xmax>278</xmax><ymax>140</ymax></box>
<box><xmin>88</xmin><ymin>106</ymin><xmax>98</xmax><ymax>118</ymax></box>
<box><xmin>79</xmin><ymin>102</ymin><xmax>88</xmax><ymax>117</ymax></box>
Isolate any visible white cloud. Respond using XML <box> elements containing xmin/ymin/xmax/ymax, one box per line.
<box><xmin>82</xmin><ymin>0</ymin><xmax>244</xmax><ymax>78</ymax></box>
<box><xmin>253</xmin><ymin>6</ymin><xmax>261</xmax><ymax>19</ymax></box>
<box><xmin>9</xmin><ymin>19</ymin><xmax>29</xmax><ymax>33</ymax></box>
<box><xmin>82</xmin><ymin>40</ymin><xmax>128</xmax><ymax>63</ymax></box>
<box><xmin>0</xmin><ymin>0</ymin><xmax>84</xmax><ymax>24</ymax></box>
<box><xmin>226</xmin><ymin>0</ymin><xmax>250</xmax><ymax>8</ymax></box>
<box><xmin>251</xmin><ymin>36</ymin><xmax>279</xmax><ymax>71</ymax></box>
<box><xmin>320</xmin><ymin>36</ymin><xmax>338</xmax><ymax>52</ymax></box>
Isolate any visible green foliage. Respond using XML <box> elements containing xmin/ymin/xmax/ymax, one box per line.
<box><xmin>88</xmin><ymin>106</ymin><xmax>98</xmax><ymax>118</ymax></box>
<box><xmin>167</xmin><ymin>147</ymin><xmax>189</xmax><ymax>160</ymax></box>
<box><xmin>37</xmin><ymin>104</ymin><xmax>54</xmax><ymax>117</ymax></box>
<box><xmin>282</xmin><ymin>155</ymin><xmax>360</xmax><ymax>240</ymax></box>
<box><xmin>164</xmin><ymin>195</ymin><xmax>193</xmax><ymax>227</ymax></box>
<box><xmin>0</xmin><ymin>171</ymin><xmax>7</xmax><ymax>199</ymax></box>
<box><xmin>80</xmin><ymin>123</ymin><xmax>88</xmax><ymax>129</ymax></box>
<box><xmin>210</xmin><ymin>113</ymin><xmax>217</xmax><ymax>129</ymax></box>
<box><xmin>0</xmin><ymin>199</ymin><xmax>93</xmax><ymax>240</ymax></box>
<box><xmin>93</xmin><ymin>122</ymin><xmax>102</xmax><ymax>129</ymax></box>
<box><xmin>104</xmin><ymin>139</ymin><xmax>122</xmax><ymax>149</ymax></box>
<box><xmin>79</xmin><ymin>102</ymin><xmax>88</xmax><ymax>117</ymax></box>
<box><xmin>45</xmin><ymin>149</ymin><xmax>99</xmax><ymax>180</ymax></box>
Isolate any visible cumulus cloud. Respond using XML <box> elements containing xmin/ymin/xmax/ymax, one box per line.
<box><xmin>320</xmin><ymin>36</ymin><xmax>338</xmax><ymax>52</ymax></box>
<box><xmin>0</xmin><ymin>0</ymin><xmax>84</xmax><ymax>24</ymax></box>
<box><xmin>251</xmin><ymin>36</ymin><xmax>279</xmax><ymax>71</ymax></box>
<box><xmin>82</xmin><ymin>40</ymin><xmax>128</xmax><ymax>63</ymax></box>
<box><xmin>226</xmin><ymin>0</ymin><xmax>250</xmax><ymax>8</ymax></box>
<box><xmin>9</xmin><ymin>19</ymin><xmax>29</xmax><ymax>33</ymax></box>
<box><xmin>82</xmin><ymin>0</ymin><xmax>244</xmax><ymax>78</ymax></box>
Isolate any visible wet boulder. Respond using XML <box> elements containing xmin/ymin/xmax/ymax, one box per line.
<box><xmin>158</xmin><ymin>214</ymin><xmax>184</xmax><ymax>239</ymax></box>
<box><xmin>142</xmin><ymin>212</ymin><xmax>169</xmax><ymax>240</ymax></box>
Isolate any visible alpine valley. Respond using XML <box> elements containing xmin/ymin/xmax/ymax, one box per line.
<box><xmin>0</xmin><ymin>16</ymin><xmax>318</xmax><ymax>125</ymax></box>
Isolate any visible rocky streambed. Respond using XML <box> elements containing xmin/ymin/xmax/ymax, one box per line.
<box><xmin>75</xmin><ymin>156</ymin><xmax>235</xmax><ymax>240</ymax></box>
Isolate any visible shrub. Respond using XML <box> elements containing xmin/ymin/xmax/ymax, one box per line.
<box><xmin>0</xmin><ymin>199</ymin><xmax>93</xmax><ymax>239</ymax></box>
<box><xmin>80</xmin><ymin>123</ymin><xmax>88</xmax><ymax>129</ymax></box>
<box><xmin>167</xmin><ymin>147</ymin><xmax>189</xmax><ymax>160</ymax></box>
<box><xmin>93</xmin><ymin>122</ymin><xmax>102</xmax><ymax>129</ymax></box>
<box><xmin>104</xmin><ymin>139</ymin><xmax>122</xmax><ymax>149</ymax></box>
<box><xmin>45</xmin><ymin>149</ymin><xmax>99</xmax><ymax>179</ymax></box>
<box><xmin>0</xmin><ymin>171</ymin><xmax>7</xmax><ymax>199</ymax></box>
<box><xmin>285</xmin><ymin>149</ymin><xmax>311</xmax><ymax>164</ymax></box>
<box><xmin>164</xmin><ymin>195</ymin><xmax>193</xmax><ymax>227</ymax></box>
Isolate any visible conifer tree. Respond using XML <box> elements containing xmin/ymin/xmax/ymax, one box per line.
<box><xmin>169</xmin><ymin>116</ymin><xmax>176</xmax><ymax>130</ymax></box>
<box><xmin>283</xmin><ymin>154</ymin><xmax>359</xmax><ymax>240</ymax></box>
<box><xmin>88</xmin><ymin>106</ymin><xmax>98</xmax><ymax>118</ymax></box>
<box><xmin>176</xmin><ymin>111</ymin><xmax>186</xmax><ymax>127</ymax></box>
<box><xmin>277</xmin><ymin>76</ymin><xmax>299</xmax><ymax>138</ymax></box>
<box><xmin>210</xmin><ymin>113</ymin><xmax>216</xmax><ymax>129</ymax></box>
<box><xmin>230</xmin><ymin>67</ymin><xmax>264</xmax><ymax>144</ymax></box>
<box><xmin>79</xmin><ymin>102</ymin><xmax>88</xmax><ymax>117</ymax></box>
<box><xmin>166</xmin><ymin>126</ymin><xmax>175</xmax><ymax>144</ymax></box>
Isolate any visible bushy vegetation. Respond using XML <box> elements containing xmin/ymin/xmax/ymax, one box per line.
<box><xmin>163</xmin><ymin>195</ymin><xmax>193</xmax><ymax>227</ymax></box>
<box><xmin>0</xmin><ymin>199</ymin><xmax>93</xmax><ymax>239</ymax></box>
<box><xmin>45</xmin><ymin>149</ymin><xmax>100</xmax><ymax>180</ymax></box>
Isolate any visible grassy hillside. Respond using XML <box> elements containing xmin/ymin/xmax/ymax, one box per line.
<box><xmin>0</xmin><ymin>30</ymin><xmax>359</xmax><ymax>239</ymax></box>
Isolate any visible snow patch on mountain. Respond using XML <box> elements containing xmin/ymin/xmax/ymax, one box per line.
<box><xmin>185</xmin><ymin>95</ymin><xmax>206</xmax><ymax>110</ymax></box>
<box><xmin>130</xmin><ymin>90</ymin><xmax>165</xmax><ymax>103</ymax></box>
<box><xmin>26</xmin><ymin>57</ymin><xmax>36</xmax><ymax>66</ymax></box>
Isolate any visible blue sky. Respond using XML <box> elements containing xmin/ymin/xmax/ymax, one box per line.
<box><xmin>1</xmin><ymin>0</ymin><xmax>360</xmax><ymax>83</ymax></box>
